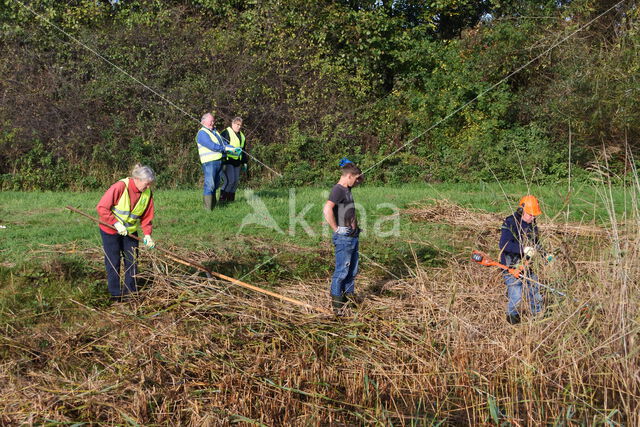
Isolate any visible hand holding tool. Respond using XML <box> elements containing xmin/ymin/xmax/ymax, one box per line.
<box><xmin>471</xmin><ymin>250</ymin><xmax>577</xmax><ymax>301</ymax></box>
<box><xmin>67</xmin><ymin>206</ymin><xmax>332</xmax><ymax>315</ymax></box>
<box><xmin>143</xmin><ymin>235</ymin><xmax>155</xmax><ymax>249</ymax></box>
<box><xmin>471</xmin><ymin>250</ymin><xmax>524</xmax><ymax>278</ymax></box>
<box><xmin>523</xmin><ymin>246</ymin><xmax>536</xmax><ymax>260</ymax></box>
<box><xmin>226</xmin><ymin>146</ymin><xmax>242</xmax><ymax>156</ymax></box>
<box><xmin>114</xmin><ymin>222</ymin><xmax>128</xmax><ymax>236</ymax></box>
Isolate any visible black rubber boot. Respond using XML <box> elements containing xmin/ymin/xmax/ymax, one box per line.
<box><xmin>219</xmin><ymin>191</ymin><xmax>228</xmax><ymax>204</ymax></box>
<box><xmin>203</xmin><ymin>195</ymin><xmax>213</xmax><ymax>211</ymax></box>
<box><xmin>229</xmin><ymin>192</ymin><xmax>236</xmax><ymax>202</ymax></box>
<box><xmin>331</xmin><ymin>294</ymin><xmax>347</xmax><ymax>316</ymax></box>
<box><xmin>506</xmin><ymin>313</ymin><xmax>521</xmax><ymax>325</ymax></box>
<box><xmin>110</xmin><ymin>293</ymin><xmax>132</xmax><ymax>303</ymax></box>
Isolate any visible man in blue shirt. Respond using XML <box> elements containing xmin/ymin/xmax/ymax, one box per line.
<box><xmin>196</xmin><ymin>113</ymin><xmax>241</xmax><ymax>210</ymax></box>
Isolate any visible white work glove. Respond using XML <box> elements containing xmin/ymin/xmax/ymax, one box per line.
<box><xmin>113</xmin><ymin>222</ymin><xmax>127</xmax><ymax>236</ymax></box>
<box><xmin>523</xmin><ymin>246</ymin><xmax>536</xmax><ymax>260</ymax></box>
<box><xmin>143</xmin><ymin>235</ymin><xmax>155</xmax><ymax>249</ymax></box>
<box><xmin>335</xmin><ymin>226</ymin><xmax>352</xmax><ymax>235</ymax></box>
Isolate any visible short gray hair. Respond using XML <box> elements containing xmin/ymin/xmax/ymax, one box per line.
<box><xmin>201</xmin><ymin>113</ymin><xmax>213</xmax><ymax>124</ymax></box>
<box><xmin>232</xmin><ymin>116</ymin><xmax>243</xmax><ymax>124</ymax></box>
<box><xmin>131</xmin><ymin>164</ymin><xmax>156</xmax><ymax>182</ymax></box>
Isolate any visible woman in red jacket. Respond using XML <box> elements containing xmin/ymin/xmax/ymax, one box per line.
<box><xmin>96</xmin><ymin>164</ymin><xmax>156</xmax><ymax>301</ymax></box>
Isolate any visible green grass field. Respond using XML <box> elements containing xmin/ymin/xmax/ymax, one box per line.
<box><xmin>0</xmin><ymin>182</ymin><xmax>637</xmax><ymax>424</ymax></box>
<box><xmin>0</xmin><ymin>181</ymin><xmax>622</xmax><ymax>259</ymax></box>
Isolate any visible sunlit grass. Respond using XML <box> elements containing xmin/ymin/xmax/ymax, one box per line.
<box><xmin>0</xmin><ymin>182</ymin><xmax>625</xmax><ymax>262</ymax></box>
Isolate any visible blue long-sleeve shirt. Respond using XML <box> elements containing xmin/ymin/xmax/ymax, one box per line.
<box><xmin>197</xmin><ymin>127</ymin><xmax>227</xmax><ymax>153</ymax></box>
<box><xmin>498</xmin><ymin>212</ymin><xmax>539</xmax><ymax>265</ymax></box>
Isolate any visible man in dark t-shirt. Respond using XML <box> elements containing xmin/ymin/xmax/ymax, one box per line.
<box><xmin>323</xmin><ymin>162</ymin><xmax>362</xmax><ymax>314</ymax></box>
<box><xmin>328</xmin><ymin>180</ymin><xmax>358</xmax><ymax>234</ymax></box>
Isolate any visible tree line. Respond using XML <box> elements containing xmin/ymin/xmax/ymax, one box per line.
<box><xmin>0</xmin><ymin>0</ymin><xmax>638</xmax><ymax>190</ymax></box>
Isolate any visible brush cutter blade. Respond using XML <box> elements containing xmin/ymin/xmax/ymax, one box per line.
<box><xmin>471</xmin><ymin>252</ymin><xmax>484</xmax><ymax>263</ymax></box>
<box><xmin>471</xmin><ymin>250</ymin><xmax>499</xmax><ymax>267</ymax></box>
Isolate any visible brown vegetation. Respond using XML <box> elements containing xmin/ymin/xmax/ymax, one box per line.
<box><xmin>1</xmin><ymin>203</ymin><xmax>637</xmax><ymax>424</ymax></box>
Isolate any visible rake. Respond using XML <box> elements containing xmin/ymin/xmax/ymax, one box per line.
<box><xmin>66</xmin><ymin>206</ymin><xmax>332</xmax><ymax>315</ymax></box>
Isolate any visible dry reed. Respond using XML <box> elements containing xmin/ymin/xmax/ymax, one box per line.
<box><xmin>0</xmin><ymin>202</ymin><xmax>637</xmax><ymax>425</ymax></box>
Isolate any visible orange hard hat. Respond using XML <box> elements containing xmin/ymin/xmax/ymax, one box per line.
<box><xmin>518</xmin><ymin>195</ymin><xmax>542</xmax><ymax>216</ymax></box>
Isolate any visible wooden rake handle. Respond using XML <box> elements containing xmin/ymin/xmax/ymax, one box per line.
<box><xmin>66</xmin><ymin>206</ymin><xmax>331</xmax><ymax>315</ymax></box>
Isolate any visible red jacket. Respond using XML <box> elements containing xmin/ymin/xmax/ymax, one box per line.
<box><xmin>96</xmin><ymin>179</ymin><xmax>154</xmax><ymax>235</ymax></box>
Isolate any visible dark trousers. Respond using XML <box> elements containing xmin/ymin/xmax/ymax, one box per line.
<box><xmin>100</xmin><ymin>230</ymin><xmax>139</xmax><ymax>297</ymax></box>
<box><xmin>222</xmin><ymin>163</ymin><xmax>241</xmax><ymax>193</ymax></box>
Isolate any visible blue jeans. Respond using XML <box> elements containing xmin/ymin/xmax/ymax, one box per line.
<box><xmin>100</xmin><ymin>230</ymin><xmax>139</xmax><ymax>297</ymax></box>
<box><xmin>202</xmin><ymin>160</ymin><xmax>223</xmax><ymax>196</ymax></box>
<box><xmin>503</xmin><ymin>271</ymin><xmax>543</xmax><ymax>316</ymax></box>
<box><xmin>330</xmin><ymin>233</ymin><xmax>359</xmax><ymax>297</ymax></box>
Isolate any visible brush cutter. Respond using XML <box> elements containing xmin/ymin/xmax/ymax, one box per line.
<box><xmin>471</xmin><ymin>250</ymin><xmax>525</xmax><ymax>279</ymax></box>
<box><xmin>471</xmin><ymin>250</ymin><xmax>572</xmax><ymax>300</ymax></box>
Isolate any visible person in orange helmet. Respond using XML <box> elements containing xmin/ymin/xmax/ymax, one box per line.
<box><xmin>498</xmin><ymin>195</ymin><xmax>554</xmax><ymax>324</ymax></box>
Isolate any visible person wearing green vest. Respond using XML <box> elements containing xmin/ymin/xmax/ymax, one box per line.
<box><xmin>96</xmin><ymin>164</ymin><xmax>156</xmax><ymax>301</ymax></box>
<box><xmin>196</xmin><ymin>112</ymin><xmax>241</xmax><ymax>210</ymax></box>
<box><xmin>220</xmin><ymin>117</ymin><xmax>247</xmax><ymax>203</ymax></box>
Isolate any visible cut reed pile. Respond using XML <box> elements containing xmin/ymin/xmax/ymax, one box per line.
<box><xmin>1</xmin><ymin>200</ymin><xmax>637</xmax><ymax>424</ymax></box>
<box><xmin>404</xmin><ymin>198</ymin><xmax>608</xmax><ymax>237</ymax></box>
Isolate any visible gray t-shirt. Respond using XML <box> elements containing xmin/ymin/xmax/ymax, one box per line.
<box><xmin>329</xmin><ymin>184</ymin><xmax>357</xmax><ymax>230</ymax></box>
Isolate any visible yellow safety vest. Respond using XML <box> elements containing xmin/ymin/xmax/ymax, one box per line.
<box><xmin>111</xmin><ymin>178</ymin><xmax>152</xmax><ymax>234</ymax></box>
<box><xmin>225</xmin><ymin>127</ymin><xmax>245</xmax><ymax>160</ymax></box>
<box><xmin>196</xmin><ymin>127</ymin><xmax>223</xmax><ymax>163</ymax></box>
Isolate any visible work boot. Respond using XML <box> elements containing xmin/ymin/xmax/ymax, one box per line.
<box><xmin>110</xmin><ymin>294</ymin><xmax>131</xmax><ymax>303</ymax></box>
<box><xmin>331</xmin><ymin>294</ymin><xmax>347</xmax><ymax>316</ymax></box>
<box><xmin>219</xmin><ymin>191</ymin><xmax>228</xmax><ymax>205</ymax></box>
<box><xmin>506</xmin><ymin>313</ymin><xmax>521</xmax><ymax>325</ymax></box>
<box><xmin>345</xmin><ymin>293</ymin><xmax>358</xmax><ymax>307</ymax></box>
<box><xmin>203</xmin><ymin>195</ymin><xmax>215</xmax><ymax>211</ymax></box>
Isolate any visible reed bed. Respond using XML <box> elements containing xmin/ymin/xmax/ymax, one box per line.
<box><xmin>404</xmin><ymin>199</ymin><xmax>608</xmax><ymax>237</ymax></box>
<box><xmin>1</xmin><ymin>202</ymin><xmax>637</xmax><ymax>425</ymax></box>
